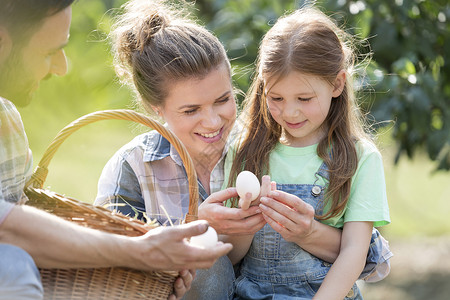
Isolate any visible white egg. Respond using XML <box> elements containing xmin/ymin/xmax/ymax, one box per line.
<box><xmin>190</xmin><ymin>226</ymin><xmax>218</xmax><ymax>249</ymax></box>
<box><xmin>236</xmin><ymin>170</ymin><xmax>260</xmax><ymax>201</ymax></box>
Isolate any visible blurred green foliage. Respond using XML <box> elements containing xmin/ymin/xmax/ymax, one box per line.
<box><xmin>20</xmin><ymin>0</ymin><xmax>450</xmax><ymax>171</ymax></box>
<box><xmin>195</xmin><ymin>0</ymin><xmax>450</xmax><ymax>171</ymax></box>
<box><xmin>20</xmin><ymin>0</ymin><xmax>134</xmax><ymax>150</ymax></box>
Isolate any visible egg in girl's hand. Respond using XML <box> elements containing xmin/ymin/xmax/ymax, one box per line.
<box><xmin>236</xmin><ymin>171</ymin><xmax>260</xmax><ymax>210</ymax></box>
<box><xmin>190</xmin><ymin>226</ymin><xmax>218</xmax><ymax>249</ymax></box>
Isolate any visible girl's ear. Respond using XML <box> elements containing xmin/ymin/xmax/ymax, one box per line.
<box><xmin>0</xmin><ymin>27</ymin><xmax>12</xmax><ymax>64</ymax></box>
<box><xmin>332</xmin><ymin>70</ymin><xmax>346</xmax><ymax>98</ymax></box>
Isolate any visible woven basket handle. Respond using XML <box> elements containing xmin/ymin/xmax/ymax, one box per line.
<box><xmin>25</xmin><ymin>109</ymin><xmax>198</xmax><ymax>222</ymax></box>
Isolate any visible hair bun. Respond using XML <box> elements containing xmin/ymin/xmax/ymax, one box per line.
<box><xmin>134</xmin><ymin>12</ymin><xmax>169</xmax><ymax>52</ymax></box>
<box><xmin>116</xmin><ymin>0</ymin><xmax>171</xmax><ymax>55</ymax></box>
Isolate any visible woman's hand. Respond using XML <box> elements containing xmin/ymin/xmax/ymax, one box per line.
<box><xmin>198</xmin><ymin>188</ymin><xmax>266</xmax><ymax>235</ymax></box>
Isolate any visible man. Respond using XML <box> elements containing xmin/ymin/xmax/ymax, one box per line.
<box><xmin>0</xmin><ymin>1</ymin><xmax>232</xmax><ymax>299</ymax></box>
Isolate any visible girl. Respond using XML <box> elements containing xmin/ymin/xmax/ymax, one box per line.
<box><xmin>225</xmin><ymin>7</ymin><xmax>391</xmax><ymax>300</ymax></box>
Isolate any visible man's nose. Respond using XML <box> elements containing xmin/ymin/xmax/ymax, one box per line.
<box><xmin>50</xmin><ymin>49</ymin><xmax>68</xmax><ymax>76</ymax></box>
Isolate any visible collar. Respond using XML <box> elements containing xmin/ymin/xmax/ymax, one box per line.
<box><xmin>142</xmin><ymin>121</ymin><xmax>238</xmax><ymax>165</ymax></box>
<box><xmin>142</xmin><ymin>130</ymin><xmax>183</xmax><ymax>166</ymax></box>
<box><xmin>141</xmin><ymin>130</ymin><xmax>210</xmax><ymax>201</ymax></box>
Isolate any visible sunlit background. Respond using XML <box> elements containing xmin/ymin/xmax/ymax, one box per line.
<box><xmin>18</xmin><ymin>1</ymin><xmax>449</xmax><ymax>299</ymax></box>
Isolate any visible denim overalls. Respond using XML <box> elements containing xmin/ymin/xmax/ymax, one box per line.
<box><xmin>234</xmin><ymin>163</ymin><xmax>362</xmax><ymax>300</ymax></box>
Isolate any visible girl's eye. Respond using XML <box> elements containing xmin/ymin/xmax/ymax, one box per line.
<box><xmin>216</xmin><ymin>97</ymin><xmax>230</xmax><ymax>104</ymax></box>
<box><xmin>298</xmin><ymin>97</ymin><xmax>312</xmax><ymax>102</ymax></box>
<box><xmin>268</xmin><ymin>96</ymin><xmax>283</xmax><ymax>102</ymax></box>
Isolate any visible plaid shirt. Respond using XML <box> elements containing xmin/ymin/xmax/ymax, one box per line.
<box><xmin>95</xmin><ymin>130</ymin><xmax>227</xmax><ymax>226</ymax></box>
<box><xmin>0</xmin><ymin>97</ymin><xmax>33</xmax><ymax>225</ymax></box>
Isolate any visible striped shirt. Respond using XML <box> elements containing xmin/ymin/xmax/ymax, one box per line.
<box><xmin>95</xmin><ymin>130</ymin><xmax>227</xmax><ymax>226</ymax></box>
<box><xmin>0</xmin><ymin>97</ymin><xmax>33</xmax><ymax>225</ymax></box>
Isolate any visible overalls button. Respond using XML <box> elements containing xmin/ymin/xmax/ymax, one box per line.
<box><xmin>311</xmin><ymin>186</ymin><xmax>321</xmax><ymax>197</ymax></box>
<box><xmin>346</xmin><ymin>288</ymin><xmax>355</xmax><ymax>298</ymax></box>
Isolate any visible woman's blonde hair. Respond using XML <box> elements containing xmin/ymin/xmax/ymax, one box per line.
<box><xmin>228</xmin><ymin>7</ymin><xmax>371</xmax><ymax>220</ymax></box>
<box><xmin>111</xmin><ymin>0</ymin><xmax>231</xmax><ymax>112</ymax></box>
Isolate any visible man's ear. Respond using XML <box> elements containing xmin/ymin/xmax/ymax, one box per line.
<box><xmin>332</xmin><ymin>70</ymin><xmax>346</xmax><ymax>98</ymax></box>
<box><xmin>0</xmin><ymin>27</ymin><xmax>12</xmax><ymax>64</ymax></box>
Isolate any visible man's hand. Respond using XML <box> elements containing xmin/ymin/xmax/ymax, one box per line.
<box><xmin>129</xmin><ymin>220</ymin><xmax>232</xmax><ymax>271</ymax></box>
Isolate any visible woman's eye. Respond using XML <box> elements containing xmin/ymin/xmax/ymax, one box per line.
<box><xmin>183</xmin><ymin>108</ymin><xmax>198</xmax><ymax>115</ymax></box>
<box><xmin>298</xmin><ymin>97</ymin><xmax>312</xmax><ymax>102</ymax></box>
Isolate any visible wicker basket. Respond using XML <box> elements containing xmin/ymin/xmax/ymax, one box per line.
<box><xmin>23</xmin><ymin>110</ymin><xmax>199</xmax><ymax>300</ymax></box>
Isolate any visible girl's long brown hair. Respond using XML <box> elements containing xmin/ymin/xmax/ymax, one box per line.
<box><xmin>228</xmin><ymin>7</ymin><xmax>371</xmax><ymax>220</ymax></box>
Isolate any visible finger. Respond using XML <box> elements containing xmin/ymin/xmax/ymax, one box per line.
<box><xmin>268</xmin><ymin>190</ymin><xmax>313</xmax><ymax>214</ymax></box>
<box><xmin>191</xmin><ymin>243</ymin><xmax>233</xmax><ymax>263</ymax></box>
<box><xmin>259</xmin><ymin>198</ymin><xmax>297</xmax><ymax>230</ymax></box>
<box><xmin>204</xmin><ymin>187</ymin><xmax>238</xmax><ymax>204</ymax></box>
<box><xmin>221</xmin><ymin>204</ymin><xmax>263</xmax><ymax>221</ymax></box>
<box><xmin>172</xmin><ymin>220</ymin><xmax>210</xmax><ymax>240</ymax></box>
<box><xmin>240</xmin><ymin>212</ymin><xmax>266</xmax><ymax>232</ymax></box>
<box><xmin>179</xmin><ymin>268</ymin><xmax>194</xmax><ymax>290</ymax></box>
<box><xmin>176</xmin><ymin>244</ymin><xmax>232</xmax><ymax>270</ymax></box>
<box><xmin>239</xmin><ymin>192</ymin><xmax>253</xmax><ymax>210</ymax></box>
<box><xmin>271</xmin><ymin>181</ymin><xmax>277</xmax><ymax>191</ymax></box>
<box><xmin>214</xmin><ymin>213</ymin><xmax>265</xmax><ymax>235</ymax></box>
<box><xmin>260</xmin><ymin>196</ymin><xmax>295</xmax><ymax>218</ymax></box>
<box><xmin>172</xmin><ymin>275</ymin><xmax>188</xmax><ymax>300</ymax></box>
<box><xmin>260</xmin><ymin>175</ymin><xmax>271</xmax><ymax>198</ymax></box>
<box><xmin>261</xmin><ymin>210</ymin><xmax>287</xmax><ymax>233</ymax></box>
<box><xmin>188</xmin><ymin>268</ymin><xmax>196</xmax><ymax>281</ymax></box>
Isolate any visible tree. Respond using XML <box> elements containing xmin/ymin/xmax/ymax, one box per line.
<box><xmin>195</xmin><ymin>0</ymin><xmax>450</xmax><ymax>171</ymax></box>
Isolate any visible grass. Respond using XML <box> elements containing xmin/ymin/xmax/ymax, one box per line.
<box><xmin>382</xmin><ymin>146</ymin><xmax>450</xmax><ymax>239</ymax></box>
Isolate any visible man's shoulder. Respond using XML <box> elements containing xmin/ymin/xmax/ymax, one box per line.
<box><xmin>0</xmin><ymin>97</ymin><xmax>26</xmax><ymax>144</ymax></box>
<box><xmin>0</xmin><ymin>97</ymin><xmax>18</xmax><ymax>115</ymax></box>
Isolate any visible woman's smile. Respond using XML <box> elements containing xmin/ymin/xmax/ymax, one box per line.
<box><xmin>196</xmin><ymin>127</ymin><xmax>224</xmax><ymax>143</ymax></box>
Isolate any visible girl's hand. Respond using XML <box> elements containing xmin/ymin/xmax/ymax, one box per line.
<box><xmin>259</xmin><ymin>190</ymin><xmax>316</xmax><ymax>243</ymax></box>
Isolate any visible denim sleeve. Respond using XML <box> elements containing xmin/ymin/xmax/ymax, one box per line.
<box><xmin>359</xmin><ymin>228</ymin><xmax>393</xmax><ymax>282</ymax></box>
<box><xmin>96</xmin><ymin>158</ymin><xmax>147</xmax><ymax>223</ymax></box>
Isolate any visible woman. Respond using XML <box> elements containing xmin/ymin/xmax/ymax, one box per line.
<box><xmin>95</xmin><ymin>0</ymin><xmax>390</xmax><ymax>299</ymax></box>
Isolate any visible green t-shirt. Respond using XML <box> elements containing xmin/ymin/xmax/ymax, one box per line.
<box><xmin>223</xmin><ymin>140</ymin><xmax>390</xmax><ymax>228</ymax></box>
